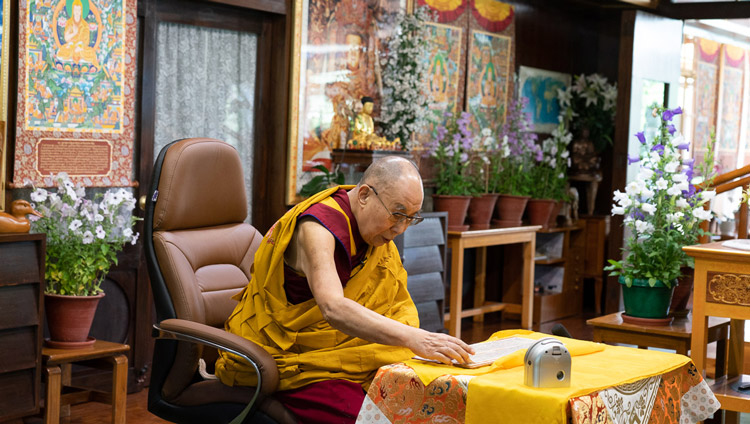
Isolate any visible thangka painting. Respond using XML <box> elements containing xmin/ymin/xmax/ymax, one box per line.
<box><xmin>470</xmin><ymin>0</ymin><xmax>513</xmax><ymax>33</ymax></box>
<box><xmin>518</xmin><ymin>66</ymin><xmax>571</xmax><ymax>134</ymax></box>
<box><xmin>418</xmin><ymin>22</ymin><xmax>463</xmax><ymax>146</ymax></box>
<box><xmin>417</xmin><ymin>0</ymin><xmax>467</xmax><ymax>24</ymax></box>
<box><xmin>719</xmin><ymin>45</ymin><xmax>743</xmax><ymax>154</ymax></box>
<box><xmin>286</xmin><ymin>0</ymin><xmax>405</xmax><ymax>204</ymax></box>
<box><xmin>466</xmin><ymin>29</ymin><xmax>510</xmax><ymax>136</ymax></box>
<box><xmin>13</xmin><ymin>0</ymin><xmax>137</xmax><ymax>188</ymax></box>
<box><xmin>693</xmin><ymin>38</ymin><xmax>718</xmax><ymax>154</ymax></box>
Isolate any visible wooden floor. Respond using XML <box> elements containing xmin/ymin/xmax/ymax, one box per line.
<box><xmin>16</xmin><ymin>312</ymin><xmax>597</xmax><ymax>424</ymax></box>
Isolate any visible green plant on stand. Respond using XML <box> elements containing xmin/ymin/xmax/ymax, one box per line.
<box><xmin>299</xmin><ymin>165</ymin><xmax>345</xmax><ymax>198</ymax></box>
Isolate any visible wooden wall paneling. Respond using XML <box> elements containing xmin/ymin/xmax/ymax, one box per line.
<box><xmin>252</xmin><ymin>10</ymin><xmax>291</xmax><ymax>233</ymax></box>
<box><xmin>607</xmin><ymin>10</ymin><xmax>635</xmax><ymax>314</ymax></box>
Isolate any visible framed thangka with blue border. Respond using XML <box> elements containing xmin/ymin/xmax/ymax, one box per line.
<box><xmin>518</xmin><ymin>66</ymin><xmax>571</xmax><ymax>134</ymax></box>
<box><xmin>13</xmin><ymin>0</ymin><xmax>137</xmax><ymax>188</ymax></box>
<box><xmin>418</xmin><ymin>22</ymin><xmax>464</xmax><ymax>145</ymax></box>
<box><xmin>466</xmin><ymin>29</ymin><xmax>511</xmax><ymax>136</ymax></box>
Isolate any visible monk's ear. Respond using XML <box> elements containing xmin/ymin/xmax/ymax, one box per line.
<box><xmin>356</xmin><ymin>185</ymin><xmax>370</xmax><ymax>208</ymax></box>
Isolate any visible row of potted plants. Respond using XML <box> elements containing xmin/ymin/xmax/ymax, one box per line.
<box><xmin>426</xmin><ymin>95</ymin><xmax>573</xmax><ymax>231</ymax></box>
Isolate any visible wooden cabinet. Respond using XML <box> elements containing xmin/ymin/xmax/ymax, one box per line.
<box><xmin>0</xmin><ymin>233</ymin><xmax>45</xmax><ymax>422</ymax></box>
<box><xmin>502</xmin><ymin>222</ymin><xmax>587</xmax><ymax>325</ymax></box>
<box><xmin>533</xmin><ymin>223</ymin><xmax>586</xmax><ymax>324</ymax></box>
<box><xmin>394</xmin><ymin>212</ymin><xmax>448</xmax><ymax>333</ymax></box>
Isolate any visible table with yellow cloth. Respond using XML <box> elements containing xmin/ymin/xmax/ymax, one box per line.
<box><xmin>356</xmin><ymin>330</ymin><xmax>720</xmax><ymax>424</ymax></box>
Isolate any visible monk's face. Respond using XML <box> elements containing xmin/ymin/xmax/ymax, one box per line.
<box><xmin>362</xmin><ymin>102</ymin><xmax>374</xmax><ymax>115</ymax></box>
<box><xmin>358</xmin><ymin>177</ymin><xmax>423</xmax><ymax>247</ymax></box>
<box><xmin>73</xmin><ymin>4</ymin><xmax>82</xmax><ymax>21</ymax></box>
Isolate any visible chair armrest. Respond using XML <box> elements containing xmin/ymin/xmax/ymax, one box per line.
<box><xmin>155</xmin><ymin>318</ymin><xmax>279</xmax><ymax>394</ymax></box>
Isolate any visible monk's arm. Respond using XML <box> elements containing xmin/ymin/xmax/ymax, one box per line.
<box><xmin>292</xmin><ymin>220</ymin><xmax>474</xmax><ymax>365</ymax></box>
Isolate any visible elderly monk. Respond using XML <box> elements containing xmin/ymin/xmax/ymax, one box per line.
<box><xmin>216</xmin><ymin>156</ymin><xmax>473</xmax><ymax>423</ymax></box>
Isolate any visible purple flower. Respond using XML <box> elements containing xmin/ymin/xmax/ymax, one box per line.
<box><xmin>672</xmin><ymin>107</ymin><xmax>683</xmax><ymax>116</ymax></box>
<box><xmin>676</xmin><ymin>141</ymin><xmax>689</xmax><ymax>150</ymax></box>
<box><xmin>651</xmin><ymin>144</ymin><xmax>665</xmax><ymax>155</ymax></box>
<box><xmin>627</xmin><ymin>154</ymin><xmax>640</xmax><ymax>165</ymax></box>
<box><xmin>662</xmin><ymin>110</ymin><xmax>674</xmax><ymax>122</ymax></box>
<box><xmin>436</xmin><ymin>126</ymin><xmax>447</xmax><ymax>142</ymax></box>
<box><xmin>635</xmin><ymin>132</ymin><xmax>646</xmax><ymax>145</ymax></box>
<box><xmin>667</xmin><ymin>124</ymin><xmax>676</xmax><ymax>135</ymax></box>
<box><xmin>460</xmin><ymin>152</ymin><xmax>468</xmax><ymax>162</ymax></box>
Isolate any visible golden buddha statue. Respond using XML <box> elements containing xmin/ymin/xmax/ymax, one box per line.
<box><xmin>347</xmin><ymin>97</ymin><xmax>400</xmax><ymax>150</ymax></box>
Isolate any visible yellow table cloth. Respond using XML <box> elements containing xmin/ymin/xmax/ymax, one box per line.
<box><xmin>357</xmin><ymin>330</ymin><xmax>720</xmax><ymax>424</ymax></box>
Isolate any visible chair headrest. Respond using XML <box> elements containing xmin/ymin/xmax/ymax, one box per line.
<box><xmin>153</xmin><ymin>138</ymin><xmax>247</xmax><ymax>231</ymax></box>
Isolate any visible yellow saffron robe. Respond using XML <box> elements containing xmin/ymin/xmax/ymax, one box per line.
<box><xmin>215</xmin><ymin>186</ymin><xmax>419</xmax><ymax>391</ymax></box>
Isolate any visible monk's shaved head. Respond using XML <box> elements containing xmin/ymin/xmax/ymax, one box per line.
<box><xmin>358</xmin><ymin>156</ymin><xmax>421</xmax><ymax>191</ymax></box>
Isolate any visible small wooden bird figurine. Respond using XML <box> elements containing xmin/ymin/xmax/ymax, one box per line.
<box><xmin>0</xmin><ymin>200</ymin><xmax>43</xmax><ymax>233</ymax></box>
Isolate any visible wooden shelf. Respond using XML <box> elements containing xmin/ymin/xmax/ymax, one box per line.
<box><xmin>535</xmin><ymin>257</ymin><xmax>565</xmax><ymax>265</ymax></box>
<box><xmin>709</xmin><ymin>375</ymin><xmax>750</xmax><ymax>413</ymax></box>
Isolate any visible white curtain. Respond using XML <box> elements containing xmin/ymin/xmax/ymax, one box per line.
<box><xmin>154</xmin><ymin>22</ymin><xmax>257</xmax><ymax>219</ymax></box>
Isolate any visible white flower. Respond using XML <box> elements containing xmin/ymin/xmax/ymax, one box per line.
<box><xmin>612</xmin><ymin>206</ymin><xmax>625</xmax><ymax>215</ymax></box>
<box><xmin>123</xmin><ymin>228</ymin><xmax>133</xmax><ymax>238</ymax></box>
<box><xmin>96</xmin><ymin>225</ymin><xmax>106</xmax><ymax>239</ymax></box>
<box><xmin>69</xmin><ymin>219</ymin><xmax>82</xmax><ymax>231</ymax></box>
<box><xmin>94</xmin><ymin>213</ymin><xmax>104</xmax><ymax>222</ymax></box>
<box><xmin>700</xmin><ymin>190</ymin><xmax>716</xmax><ymax>202</ymax></box>
<box><xmin>641</xmin><ymin>187</ymin><xmax>655</xmax><ymax>200</ymax></box>
<box><xmin>656</xmin><ymin>178</ymin><xmax>668</xmax><ymax>190</ymax></box>
<box><xmin>664</xmin><ymin>161</ymin><xmax>679</xmax><ymax>173</ymax></box>
<box><xmin>667</xmin><ymin>185</ymin><xmax>682</xmax><ymax>196</ymax></box>
<box><xmin>635</xmin><ymin>219</ymin><xmax>654</xmax><ymax>234</ymax></box>
<box><xmin>82</xmin><ymin>231</ymin><xmax>94</xmax><ymax>244</ymax></box>
<box><xmin>30</xmin><ymin>188</ymin><xmax>48</xmax><ymax>202</ymax></box>
<box><xmin>131</xmin><ymin>232</ymin><xmax>140</xmax><ymax>245</ymax></box>
<box><xmin>641</xmin><ymin>202</ymin><xmax>656</xmax><ymax>215</ymax></box>
<box><xmin>676</xmin><ymin>198</ymin><xmax>689</xmax><ymax>209</ymax></box>
<box><xmin>692</xmin><ymin>207</ymin><xmax>712</xmax><ymax>221</ymax></box>
<box><xmin>673</xmin><ymin>173</ymin><xmax>688</xmax><ymax>183</ymax></box>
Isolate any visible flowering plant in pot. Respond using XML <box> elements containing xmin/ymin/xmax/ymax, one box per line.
<box><xmin>426</xmin><ymin>111</ymin><xmax>479</xmax><ymax>231</ymax></box>
<box><xmin>489</xmin><ymin>96</ymin><xmax>537</xmax><ymax>227</ymax></box>
<box><xmin>465</xmin><ymin>127</ymin><xmax>499</xmax><ymax>229</ymax></box>
<box><xmin>526</xmin><ymin>121</ymin><xmax>573</xmax><ymax>229</ymax></box>
<box><xmin>605</xmin><ymin>106</ymin><xmax>716</xmax><ymax>322</ymax></box>
<box><xmin>558</xmin><ymin>73</ymin><xmax>617</xmax><ymax>175</ymax></box>
<box><xmin>29</xmin><ymin>173</ymin><xmax>140</xmax><ymax>347</ymax></box>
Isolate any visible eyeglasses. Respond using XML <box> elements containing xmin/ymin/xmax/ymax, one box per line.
<box><xmin>369</xmin><ymin>186</ymin><xmax>424</xmax><ymax>226</ymax></box>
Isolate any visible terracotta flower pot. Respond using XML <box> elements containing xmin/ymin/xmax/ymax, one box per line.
<box><xmin>547</xmin><ymin>200</ymin><xmax>563</xmax><ymax>229</ymax></box>
<box><xmin>45</xmin><ymin>292</ymin><xmax>105</xmax><ymax>349</ymax></box>
<box><xmin>527</xmin><ymin>198</ymin><xmax>556</xmax><ymax>230</ymax></box>
<box><xmin>493</xmin><ymin>194</ymin><xmax>530</xmax><ymax>223</ymax></box>
<box><xmin>467</xmin><ymin>193</ymin><xmax>499</xmax><ymax>230</ymax></box>
<box><xmin>433</xmin><ymin>194</ymin><xmax>471</xmax><ymax>232</ymax></box>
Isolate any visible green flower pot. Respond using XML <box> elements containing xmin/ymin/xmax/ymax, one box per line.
<box><xmin>619</xmin><ymin>276</ymin><xmax>676</xmax><ymax>319</ymax></box>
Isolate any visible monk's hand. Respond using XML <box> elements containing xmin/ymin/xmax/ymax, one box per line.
<box><xmin>410</xmin><ymin>330</ymin><xmax>475</xmax><ymax>365</ymax></box>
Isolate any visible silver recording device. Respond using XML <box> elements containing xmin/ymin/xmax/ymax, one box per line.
<box><xmin>523</xmin><ymin>337</ymin><xmax>571</xmax><ymax>388</ymax></box>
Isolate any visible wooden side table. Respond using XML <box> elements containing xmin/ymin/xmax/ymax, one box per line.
<box><xmin>685</xmin><ymin>242</ymin><xmax>750</xmax><ymax>423</ymax></box>
<box><xmin>587</xmin><ymin>312</ymin><xmax>728</xmax><ymax>377</ymax></box>
<box><xmin>43</xmin><ymin>340</ymin><xmax>129</xmax><ymax>424</ymax></box>
<box><xmin>444</xmin><ymin>225</ymin><xmax>540</xmax><ymax>338</ymax></box>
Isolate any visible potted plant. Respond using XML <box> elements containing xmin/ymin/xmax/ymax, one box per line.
<box><xmin>558</xmin><ymin>73</ymin><xmax>617</xmax><ymax>175</ymax></box>
<box><xmin>464</xmin><ymin>128</ymin><xmax>499</xmax><ymax>230</ymax></box>
<box><xmin>526</xmin><ymin>121</ymin><xmax>572</xmax><ymax>229</ymax></box>
<box><xmin>605</xmin><ymin>106</ymin><xmax>716</xmax><ymax>323</ymax></box>
<box><xmin>299</xmin><ymin>164</ymin><xmax>345</xmax><ymax>198</ymax></box>
<box><xmin>29</xmin><ymin>173</ymin><xmax>140</xmax><ymax>348</ymax></box>
<box><xmin>490</xmin><ymin>95</ymin><xmax>536</xmax><ymax>227</ymax></box>
<box><xmin>426</xmin><ymin>111</ymin><xmax>478</xmax><ymax>231</ymax></box>
<box><xmin>379</xmin><ymin>6</ymin><xmax>433</xmax><ymax>151</ymax></box>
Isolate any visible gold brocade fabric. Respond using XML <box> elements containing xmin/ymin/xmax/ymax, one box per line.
<box><xmin>215</xmin><ymin>186</ymin><xmax>419</xmax><ymax>391</ymax></box>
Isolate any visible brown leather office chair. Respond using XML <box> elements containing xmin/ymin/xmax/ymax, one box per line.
<box><xmin>144</xmin><ymin>138</ymin><xmax>296</xmax><ymax>424</ymax></box>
